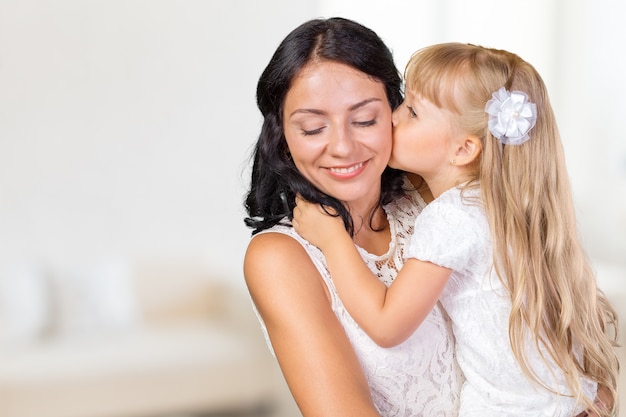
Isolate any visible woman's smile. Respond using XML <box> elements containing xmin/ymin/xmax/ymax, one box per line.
<box><xmin>327</xmin><ymin>161</ymin><xmax>367</xmax><ymax>177</ymax></box>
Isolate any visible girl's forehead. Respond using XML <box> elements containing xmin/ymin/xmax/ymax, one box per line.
<box><xmin>409</xmin><ymin>77</ymin><xmax>464</xmax><ymax>114</ymax></box>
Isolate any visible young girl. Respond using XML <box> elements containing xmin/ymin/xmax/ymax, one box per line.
<box><xmin>292</xmin><ymin>43</ymin><xmax>619</xmax><ymax>416</ymax></box>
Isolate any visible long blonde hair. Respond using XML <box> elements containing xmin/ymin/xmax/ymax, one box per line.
<box><xmin>405</xmin><ymin>43</ymin><xmax>619</xmax><ymax>415</ymax></box>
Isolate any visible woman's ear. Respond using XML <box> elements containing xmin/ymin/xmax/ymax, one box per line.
<box><xmin>454</xmin><ymin>134</ymin><xmax>482</xmax><ymax>166</ymax></box>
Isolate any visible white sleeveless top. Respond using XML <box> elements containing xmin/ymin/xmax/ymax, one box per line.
<box><xmin>251</xmin><ymin>186</ymin><xmax>463</xmax><ymax>417</ymax></box>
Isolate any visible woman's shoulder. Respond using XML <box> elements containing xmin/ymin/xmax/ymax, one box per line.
<box><xmin>244</xmin><ymin>229</ymin><xmax>308</xmax><ymax>280</ymax></box>
<box><xmin>246</xmin><ymin>224</ymin><xmax>322</xmax><ymax>263</ymax></box>
<box><xmin>244</xmin><ymin>228</ymin><xmax>330</xmax><ymax>304</ymax></box>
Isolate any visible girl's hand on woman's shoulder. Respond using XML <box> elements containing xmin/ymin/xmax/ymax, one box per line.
<box><xmin>292</xmin><ymin>195</ymin><xmax>347</xmax><ymax>251</ymax></box>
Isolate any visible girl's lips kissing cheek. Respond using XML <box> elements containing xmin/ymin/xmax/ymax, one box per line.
<box><xmin>326</xmin><ymin>161</ymin><xmax>367</xmax><ymax>179</ymax></box>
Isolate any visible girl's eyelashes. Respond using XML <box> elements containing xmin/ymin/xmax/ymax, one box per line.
<box><xmin>406</xmin><ymin>106</ymin><xmax>417</xmax><ymax>118</ymax></box>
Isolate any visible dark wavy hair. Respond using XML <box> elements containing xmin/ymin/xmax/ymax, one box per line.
<box><xmin>244</xmin><ymin>17</ymin><xmax>405</xmax><ymax>235</ymax></box>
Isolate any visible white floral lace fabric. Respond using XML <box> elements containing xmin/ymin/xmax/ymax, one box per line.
<box><xmin>252</xmin><ymin>184</ymin><xmax>463</xmax><ymax>417</ymax></box>
<box><xmin>407</xmin><ymin>186</ymin><xmax>596</xmax><ymax>417</ymax></box>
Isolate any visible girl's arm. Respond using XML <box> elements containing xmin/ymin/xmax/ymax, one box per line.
<box><xmin>293</xmin><ymin>197</ymin><xmax>451</xmax><ymax>347</ymax></box>
<box><xmin>244</xmin><ymin>232</ymin><xmax>381</xmax><ymax>417</ymax></box>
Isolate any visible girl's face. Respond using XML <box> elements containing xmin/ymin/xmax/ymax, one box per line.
<box><xmin>389</xmin><ymin>89</ymin><xmax>459</xmax><ymax>182</ymax></box>
<box><xmin>283</xmin><ymin>61</ymin><xmax>392</xmax><ymax>208</ymax></box>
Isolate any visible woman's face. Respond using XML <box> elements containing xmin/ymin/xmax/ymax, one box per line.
<box><xmin>282</xmin><ymin>61</ymin><xmax>392</xmax><ymax>208</ymax></box>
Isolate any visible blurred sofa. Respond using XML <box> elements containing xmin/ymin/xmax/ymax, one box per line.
<box><xmin>0</xmin><ymin>257</ymin><xmax>278</xmax><ymax>417</ymax></box>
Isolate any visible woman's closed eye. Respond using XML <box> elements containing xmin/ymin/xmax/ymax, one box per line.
<box><xmin>353</xmin><ymin>119</ymin><xmax>377</xmax><ymax>128</ymax></box>
<box><xmin>301</xmin><ymin>126</ymin><xmax>326</xmax><ymax>136</ymax></box>
<box><xmin>301</xmin><ymin>119</ymin><xmax>376</xmax><ymax>135</ymax></box>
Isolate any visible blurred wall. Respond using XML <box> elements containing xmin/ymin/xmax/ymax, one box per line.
<box><xmin>0</xmin><ymin>0</ymin><xmax>624</xmax><ymax>289</ymax></box>
<box><xmin>0</xmin><ymin>0</ymin><xmax>317</xmax><ymax>286</ymax></box>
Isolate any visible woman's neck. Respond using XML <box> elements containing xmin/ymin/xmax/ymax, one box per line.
<box><xmin>406</xmin><ymin>172</ymin><xmax>434</xmax><ymax>204</ymax></box>
<box><xmin>348</xmin><ymin>201</ymin><xmax>390</xmax><ymax>255</ymax></box>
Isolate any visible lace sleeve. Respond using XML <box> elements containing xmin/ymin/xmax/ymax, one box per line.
<box><xmin>405</xmin><ymin>189</ymin><xmax>487</xmax><ymax>273</ymax></box>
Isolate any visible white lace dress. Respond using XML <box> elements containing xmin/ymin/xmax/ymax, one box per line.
<box><xmin>406</xmin><ymin>186</ymin><xmax>596</xmax><ymax>417</ymax></box>
<box><xmin>252</xmin><ymin>187</ymin><xmax>463</xmax><ymax>417</ymax></box>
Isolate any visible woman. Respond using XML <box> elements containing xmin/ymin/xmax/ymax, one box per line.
<box><xmin>243</xmin><ymin>17</ymin><xmax>462</xmax><ymax>417</ymax></box>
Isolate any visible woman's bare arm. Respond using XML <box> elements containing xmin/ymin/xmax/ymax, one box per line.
<box><xmin>244</xmin><ymin>232</ymin><xmax>381</xmax><ymax>417</ymax></box>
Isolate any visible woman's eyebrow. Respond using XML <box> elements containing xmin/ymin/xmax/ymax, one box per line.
<box><xmin>289</xmin><ymin>98</ymin><xmax>382</xmax><ymax>118</ymax></box>
<box><xmin>348</xmin><ymin>97</ymin><xmax>382</xmax><ymax>111</ymax></box>
<box><xmin>289</xmin><ymin>108</ymin><xmax>326</xmax><ymax>117</ymax></box>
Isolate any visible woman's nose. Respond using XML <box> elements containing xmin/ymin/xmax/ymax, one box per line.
<box><xmin>327</xmin><ymin>125</ymin><xmax>355</xmax><ymax>156</ymax></box>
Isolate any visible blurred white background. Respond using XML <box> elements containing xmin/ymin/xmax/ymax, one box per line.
<box><xmin>0</xmin><ymin>1</ymin><xmax>624</xmax><ymax>417</ymax></box>
<box><xmin>1</xmin><ymin>0</ymin><xmax>625</xmax><ymax>288</ymax></box>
